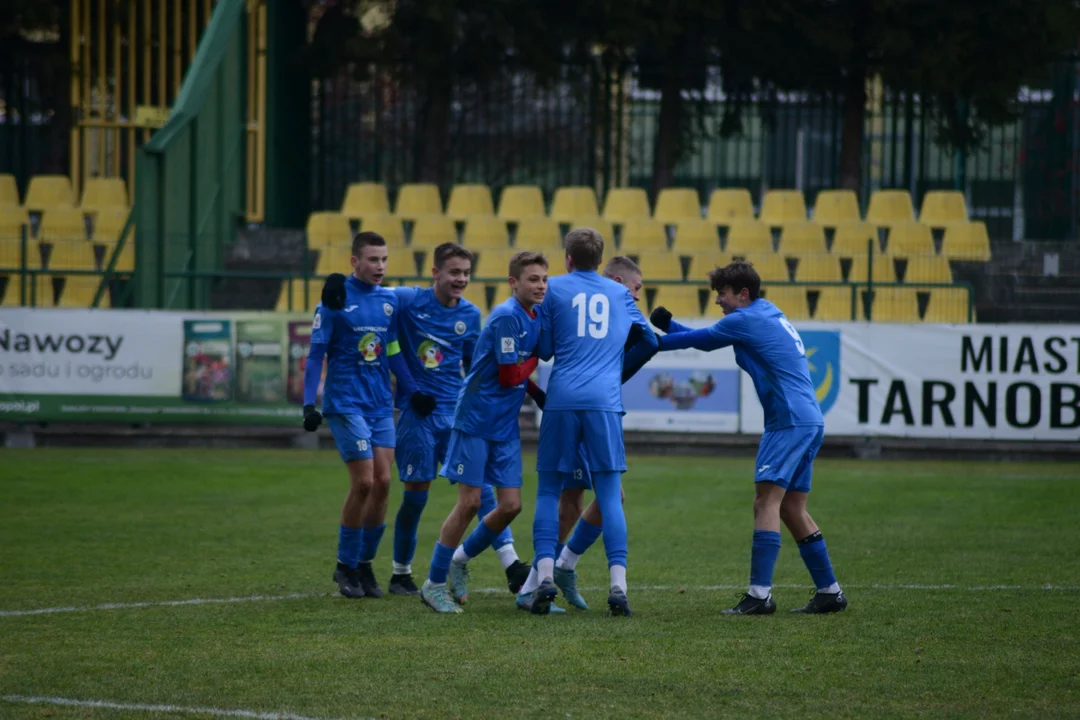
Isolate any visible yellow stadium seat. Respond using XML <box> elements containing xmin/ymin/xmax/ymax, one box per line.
<box><xmin>830</xmin><ymin>221</ymin><xmax>878</xmax><ymax>256</ymax></box>
<box><xmin>602</xmin><ymin>187</ymin><xmax>650</xmax><ymax>222</ymax></box>
<box><xmin>618</xmin><ymin>218</ymin><xmax>667</xmax><ymax>252</ymax></box>
<box><xmin>941</xmin><ymin>221</ymin><xmax>991</xmax><ymax>261</ymax></box>
<box><xmin>24</xmin><ymin>174</ymin><xmax>75</xmax><ymax>210</ymax></box>
<box><xmin>275</xmin><ymin>279</ymin><xmax>317</xmax><ymax>312</ymax></box>
<box><xmin>743</xmin><ymin>254</ymin><xmax>790</xmax><ymax>282</ymax></box>
<box><xmin>497</xmin><ymin>185</ymin><xmax>545</xmax><ymax>220</ymax></box>
<box><xmin>672</xmin><ymin>219</ymin><xmax>720</xmax><ymax>253</ymax></box>
<box><xmin>40</xmin><ymin>207</ymin><xmax>87</xmax><ymax>242</ymax></box>
<box><xmin>80</xmin><ymin>177</ymin><xmax>129</xmax><ymax>212</ymax></box>
<box><xmin>724</xmin><ymin>220</ymin><xmax>773</xmax><ymax>256</ymax></box>
<box><xmin>58</xmin><ymin>276</ymin><xmax>110</xmax><ymax>308</ymax></box>
<box><xmin>410</xmin><ymin>214</ymin><xmax>457</xmax><ymax>249</ymax></box>
<box><xmin>706</xmin><ymin>188</ymin><xmax>754</xmax><ymax>223</ymax></box>
<box><xmin>812</xmin><ymin>189</ymin><xmax>860</xmax><ymax>224</ymax></box>
<box><xmin>919</xmin><ymin>190</ymin><xmax>968</xmax><ymax>226</ymax></box>
<box><xmin>759</xmin><ymin>190</ymin><xmax>807</xmax><ymax>225</ymax></box>
<box><xmin>1</xmin><ymin>274</ymin><xmax>54</xmax><ymax>307</ymax></box>
<box><xmin>568</xmin><ymin>217</ymin><xmax>615</xmax><ymax>247</ymax></box>
<box><xmin>447</xmin><ymin>184</ymin><xmax>495</xmax><ymax>220</ymax></box>
<box><xmin>686</xmin><ymin>251</ymin><xmax>730</xmax><ymax>280</ymax></box>
<box><xmin>847</xmin><ymin>255</ymin><xmax>897</xmax><ymax>283</ymax></box>
<box><xmin>490</xmin><ymin>280</ymin><xmax>513</xmax><ymax>308</ymax></box>
<box><xmin>779</xmin><ymin>221</ymin><xmax>827</xmax><ymax>256</ymax></box>
<box><xmin>100</xmin><ymin>241</ymin><xmax>134</xmax><ymax>272</ymax></box>
<box><xmin>360</xmin><ymin>215</ymin><xmax>406</xmax><ymax>247</ymax></box>
<box><xmin>462</xmin><ymin>282</ymin><xmax>490</xmax><ymax>312</ymax></box>
<box><xmin>793</xmin><ymin>255</ymin><xmax>843</xmax><ymax>283</ymax></box>
<box><xmin>760</xmin><ymin>285</ymin><xmax>811</xmax><ymax>320</ymax></box>
<box><xmin>627</xmin><ymin>251</ymin><xmax>683</xmax><ymax>281</ymax></box>
<box><xmin>92</xmin><ymin>207</ymin><xmax>131</xmax><ymax>242</ymax></box>
<box><xmin>395</xmin><ymin>183</ymin><xmax>443</xmax><ymax>219</ymax></box>
<box><xmin>46</xmin><ymin>240</ymin><xmax>99</xmax><ymax>271</ymax></box>
<box><xmin>866</xmin><ymin>287</ymin><xmax>919</xmax><ymax>322</ymax></box>
<box><xmin>884</xmin><ymin>222</ymin><xmax>934</xmax><ymax>256</ymax></box>
<box><xmin>0</xmin><ymin>205</ymin><xmax>30</xmax><ymax>240</ymax></box>
<box><xmin>0</xmin><ymin>236</ymin><xmax>41</xmax><ymax>269</ymax></box>
<box><xmin>812</xmin><ymin>286</ymin><xmax>859</xmax><ymax>321</ymax></box>
<box><xmin>341</xmin><ymin>182</ymin><xmax>390</xmax><ymax>219</ymax></box>
<box><xmin>550</xmin><ymin>186</ymin><xmax>599</xmax><ymax>221</ymax></box>
<box><xmin>306</xmin><ymin>212</ymin><xmax>352</xmax><ymax>250</ymax></box>
<box><xmin>903</xmin><ymin>256</ymin><xmax>952</xmax><ymax>284</ymax></box>
<box><xmin>546</xmin><ymin>258</ymin><xmax>569</xmax><ymax>276</ymax></box>
<box><xmin>653</xmin><ymin>187</ymin><xmax>701</xmax><ymax>222</ymax></box>
<box><xmin>474</xmin><ymin>248</ymin><xmax>516</xmax><ymax>279</ymax></box>
<box><xmin>0</xmin><ymin>173</ymin><xmax>19</xmax><ymax>207</ymax></box>
<box><xmin>923</xmin><ymin>287</ymin><xmax>971</xmax><ymax>323</ymax></box>
<box><xmin>866</xmin><ymin>189</ymin><xmax>915</xmax><ymax>226</ymax></box>
<box><xmin>463</xmin><ymin>216</ymin><xmax>509</xmax><ymax>249</ymax></box>
<box><xmin>654</xmin><ymin>284</ymin><xmax>704</xmax><ymax>317</ymax></box>
<box><xmin>514</xmin><ymin>217</ymin><xmax>563</xmax><ymax>253</ymax></box>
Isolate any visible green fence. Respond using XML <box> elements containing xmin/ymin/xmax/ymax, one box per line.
<box><xmin>133</xmin><ymin>0</ymin><xmax>246</xmax><ymax>310</ymax></box>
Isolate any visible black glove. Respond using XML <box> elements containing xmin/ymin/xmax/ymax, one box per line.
<box><xmin>321</xmin><ymin>273</ymin><xmax>347</xmax><ymax>310</ymax></box>
<box><xmin>650</xmin><ymin>306</ymin><xmax>673</xmax><ymax>332</ymax></box>
<box><xmin>409</xmin><ymin>391</ymin><xmax>437</xmax><ymax>417</ymax></box>
<box><xmin>529</xmin><ymin>386</ymin><xmax>547</xmax><ymax>411</ymax></box>
<box><xmin>625</xmin><ymin>322</ymin><xmax>644</xmax><ymax>350</ymax></box>
<box><xmin>302</xmin><ymin>404</ymin><xmax>323</xmax><ymax>432</ymax></box>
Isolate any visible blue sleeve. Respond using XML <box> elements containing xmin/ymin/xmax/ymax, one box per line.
<box><xmin>462</xmin><ymin>310</ymin><xmax>481</xmax><ymax>372</ymax></box>
<box><xmin>389</xmin><ymin>352</ymin><xmax>418</xmax><ymax>397</ymax></box>
<box><xmin>666</xmin><ymin>318</ymin><xmax>695</xmax><ymax>334</ymax></box>
<box><xmin>303</xmin><ymin>307</ymin><xmax>329</xmax><ymax>407</ymax></box>
<box><xmin>622</xmin><ymin>342</ymin><xmax>657</xmax><ymax>383</ymax></box>
<box><xmin>626</xmin><ymin>292</ymin><xmax>658</xmax><ymax>349</ymax></box>
<box><xmin>537</xmin><ymin>301</ymin><xmax>554</xmax><ymax>361</ymax></box>
<box><xmin>490</xmin><ymin>314</ymin><xmax>521</xmax><ymax>365</ymax></box>
<box><xmin>658</xmin><ymin>312</ymin><xmax>748</xmax><ymax>352</ymax></box>
<box><xmin>393</xmin><ymin>285</ymin><xmax>419</xmax><ymax>308</ymax></box>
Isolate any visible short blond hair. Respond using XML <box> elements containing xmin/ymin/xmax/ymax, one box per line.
<box><xmin>564</xmin><ymin>227</ymin><xmax>604</xmax><ymax>271</ymax></box>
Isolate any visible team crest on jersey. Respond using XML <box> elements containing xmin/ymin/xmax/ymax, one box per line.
<box><xmin>417</xmin><ymin>340</ymin><xmax>445</xmax><ymax>369</ymax></box>
<box><xmin>454</xmin><ymin>320</ymin><xmax>466</xmax><ymax>335</ymax></box>
<box><xmin>801</xmin><ymin>330</ymin><xmax>841</xmax><ymax>415</ymax></box>
<box><xmin>383</xmin><ymin>302</ymin><xmax>394</xmax><ymax>316</ymax></box>
<box><xmin>358</xmin><ymin>332</ymin><xmax>383</xmax><ymax>362</ymax></box>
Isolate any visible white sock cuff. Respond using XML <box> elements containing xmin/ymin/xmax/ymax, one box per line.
<box><xmin>495</xmin><ymin>544</ymin><xmax>519</xmax><ymax>570</ymax></box>
<box><xmin>555</xmin><ymin>547</ymin><xmax>581</xmax><ymax>571</ymax></box>
<box><xmin>748</xmin><ymin>584</ymin><xmax>771</xmax><ymax>600</ymax></box>
<box><xmin>392</xmin><ymin>562</ymin><xmax>411</xmax><ymax>576</ymax></box>
<box><xmin>451</xmin><ymin>545</ymin><xmax>470</xmax><ymax>565</ymax></box>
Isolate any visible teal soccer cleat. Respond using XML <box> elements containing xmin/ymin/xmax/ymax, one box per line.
<box><xmin>420</xmin><ymin>580</ymin><xmax>464</xmax><ymax>614</ymax></box>
<box><xmin>516</xmin><ymin>590</ymin><xmax>567</xmax><ymax>614</ymax></box>
<box><xmin>553</xmin><ymin>566</ymin><xmax>589</xmax><ymax>610</ymax></box>
<box><xmin>448</xmin><ymin>561</ymin><xmax>470</xmax><ymax>604</ymax></box>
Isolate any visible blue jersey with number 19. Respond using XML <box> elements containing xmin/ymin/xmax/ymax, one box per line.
<box><xmin>538</xmin><ymin>270</ymin><xmax>655</xmax><ymax>412</ymax></box>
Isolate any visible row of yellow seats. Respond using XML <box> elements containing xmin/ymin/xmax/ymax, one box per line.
<box><xmin>334</xmin><ymin>181</ymin><xmax>971</xmax><ymax>227</ymax></box>
<box><xmin>650</xmin><ymin>285</ymin><xmax>970</xmax><ymax>323</ymax></box>
<box><xmin>0</xmin><ymin>174</ymin><xmax>130</xmax><ymax>213</ymax></box>
<box><xmin>0</xmin><ymin>237</ymin><xmax>134</xmax><ymax>272</ymax></box>
<box><xmin>0</xmin><ymin>205</ymin><xmax>131</xmax><ymax>243</ymax></box>
<box><xmin>0</xmin><ymin>274</ymin><xmax>113</xmax><ymax>308</ymax></box>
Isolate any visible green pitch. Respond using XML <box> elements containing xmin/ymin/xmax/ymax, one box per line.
<box><xmin>1</xmin><ymin>448</ymin><xmax>1078</xmax><ymax>719</ymax></box>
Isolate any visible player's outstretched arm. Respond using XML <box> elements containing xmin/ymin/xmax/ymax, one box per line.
<box><xmin>657</xmin><ymin>313</ymin><xmax>747</xmax><ymax>352</ymax></box>
<box><xmin>622</xmin><ymin>295</ymin><xmax>659</xmax><ymax>382</ymax></box>
<box><xmin>649</xmin><ymin>306</ymin><xmax>694</xmax><ymax>335</ymax></box>
<box><xmin>302</xmin><ymin>308</ymin><xmax>330</xmax><ymax>430</ymax></box>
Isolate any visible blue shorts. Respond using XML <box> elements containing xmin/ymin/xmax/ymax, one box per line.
<box><xmin>326</xmin><ymin>414</ymin><xmax>396</xmax><ymax>462</ymax></box>
<box><xmin>537</xmin><ymin>410</ymin><xmax>625</xmax><ymax>474</ymax></box>
<box><xmin>439</xmin><ymin>429</ymin><xmax>522</xmax><ymax>489</ymax></box>
<box><xmin>561</xmin><ymin>447</ymin><xmax>593</xmax><ymax>490</ymax></box>
<box><xmin>754</xmin><ymin>425</ymin><xmax>824</xmax><ymax>493</ymax></box>
<box><xmin>396</xmin><ymin>411</ymin><xmax>453</xmax><ymax>482</ymax></box>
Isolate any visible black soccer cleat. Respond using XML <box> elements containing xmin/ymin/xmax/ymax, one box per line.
<box><xmin>333</xmin><ymin>562</ymin><xmax>365</xmax><ymax>599</ymax></box>
<box><xmin>791</xmin><ymin>590</ymin><xmax>848</xmax><ymax>614</ymax></box>
<box><xmin>505</xmin><ymin>560</ymin><xmax>532</xmax><ymax>594</ymax></box>
<box><xmin>607</xmin><ymin>587</ymin><xmax>632</xmax><ymax>617</ymax></box>
<box><xmin>722</xmin><ymin>593</ymin><xmax>777</xmax><ymax>615</ymax></box>
<box><xmin>531</xmin><ymin>578</ymin><xmax>558</xmax><ymax>615</ymax></box>
<box><xmin>356</xmin><ymin>562</ymin><xmax>384</xmax><ymax>598</ymax></box>
<box><xmin>388</xmin><ymin>573</ymin><xmax>420</xmax><ymax>596</ymax></box>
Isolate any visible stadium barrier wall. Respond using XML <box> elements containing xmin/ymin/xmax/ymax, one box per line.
<box><xmin>1</xmin><ymin>309</ymin><xmax>1078</xmax><ymax>441</ymax></box>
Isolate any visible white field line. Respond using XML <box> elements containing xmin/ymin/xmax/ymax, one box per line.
<box><xmin>0</xmin><ymin>694</ymin><xmax>367</xmax><ymax>720</ymax></box>
<box><xmin>1</xmin><ymin>583</ymin><xmax>1078</xmax><ymax>618</ymax></box>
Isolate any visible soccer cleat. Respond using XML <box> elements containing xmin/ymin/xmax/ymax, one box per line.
<box><xmin>554</xmin><ymin>566</ymin><xmax>589</xmax><ymax>610</ymax></box>
<box><xmin>356</xmin><ymin>562</ymin><xmax>383</xmax><ymax>598</ymax></box>
<box><xmin>420</xmin><ymin>580</ymin><xmax>464</xmax><ymax>614</ymax></box>
<box><xmin>791</xmin><ymin>589</ymin><xmax>848</xmax><ymax>614</ymax></box>
<box><xmin>530</xmin><ymin>578</ymin><xmax>558</xmax><ymax>615</ymax></box>
<box><xmin>722</xmin><ymin>593</ymin><xmax>777</xmax><ymax>615</ymax></box>
<box><xmin>505</xmin><ymin>560</ymin><xmax>532</xmax><ymax>594</ymax></box>
<box><xmin>332</xmin><ymin>562</ymin><xmax>365</xmax><ymax>599</ymax></box>
<box><xmin>388</xmin><ymin>573</ymin><xmax>420</xmax><ymax>596</ymax></box>
<box><xmin>448</xmin><ymin>561</ymin><xmax>470</xmax><ymax>604</ymax></box>
<box><xmin>607</xmin><ymin>587</ymin><xmax>632</xmax><ymax>617</ymax></box>
<box><xmin>515</xmin><ymin>590</ymin><xmax>565</xmax><ymax>614</ymax></box>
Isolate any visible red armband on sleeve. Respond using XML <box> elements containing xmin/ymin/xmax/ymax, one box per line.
<box><xmin>498</xmin><ymin>357</ymin><xmax>539</xmax><ymax>388</ymax></box>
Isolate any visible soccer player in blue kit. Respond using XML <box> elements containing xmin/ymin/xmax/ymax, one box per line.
<box><xmin>419</xmin><ymin>251</ymin><xmax>550</xmax><ymax>613</ymax></box>
<box><xmin>531</xmin><ymin>229</ymin><xmax>657</xmax><ymax>616</ymax></box>
<box><xmin>388</xmin><ymin>243</ymin><xmax>531</xmax><ymax>596</ymax></box>
<box><xmin>302</xmin><ymin>231</ymin><xmax>436</xmax><ymax>599</ymax></box>
<box><xmin>650</xmin><ymin>260</ymin><xmax>847</xmax><ymax>614</ymax></box>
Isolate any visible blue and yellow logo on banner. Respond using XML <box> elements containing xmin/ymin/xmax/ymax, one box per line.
<box><xmin>801</xmin><ymin>331</ymin><xmax>841</xmax><ymax>415</ymax></box>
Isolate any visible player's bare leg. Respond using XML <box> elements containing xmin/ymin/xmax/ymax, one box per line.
<box><xmin>355</xmin><ymin>446</ymin><xmax>394</xmax><ymax>598</ymax></box>
<box><xmin>334</xmin><ymin>458</ymin><xmax>374</xmax><ymax>599</ymax></box>
<box><xmin>780</xmin><ymin>491</ymin><xmax>846</xmax><ymax>613</ymax></box>
<box><xmin>451</xmin><ymin>487</ymin><xmax>522</xmax><ymax>603</ymax></box>
<box><xmin>420</xmin><ymin>484</ymin><xmax>482</xmax><ymax>613</ymax></box>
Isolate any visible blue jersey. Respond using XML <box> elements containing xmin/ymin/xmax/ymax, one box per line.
<box><xmin>305</xmin><ymin>276</ymin><xmax>400</xmax><ymax>417</ymax></box>
<box><xmin>393</xmin><ymin>286</ymin><xmax>481</xmax><ymax>414</ymax></box>
<box><xmin>538</xmin><ymin>270</ymin><xmax>655</xmax><ymax>412</ymax></box>
<box><xmin>658</xmin><ymin>299</ymin><xmax>823</xmax><ymax>430</ymax></box>
<box><xmin>452</xmin><ymin>297</ymin><xmax>540</xmax><ymax>443</ymax></box>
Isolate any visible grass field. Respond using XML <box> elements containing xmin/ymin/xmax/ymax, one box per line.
<box><xmin>1</xmin><ymin>448</ymin><xmax>1078</xmax><ymax>719</ymax></box>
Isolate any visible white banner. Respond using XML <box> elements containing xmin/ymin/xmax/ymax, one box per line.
<box><xmin>0</xmin><ymin>308</ymin><xmax>183</xmax><ymax>396</ymax></box>
<box><xmin>739</xmin><ymin>323</ymin><xmax>1080</xmax><ymax>441</ymax></box>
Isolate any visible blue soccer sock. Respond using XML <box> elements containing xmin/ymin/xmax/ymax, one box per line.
<box><xmin>567</xmin><ymin>518</ymin><xmax>603</xmax><ymax>556</ymax></box>
<box><xmin>532</xmin><ymin>472</ymin><xmax>563</xmax><ymax>577</ymax></box>
<box><xmin>337</xmin><ymin>525</ymin><xmax>362</xmax><ymax>568</ymax></box>
<box><xmin>481</xmin><ymin>484</ymin><xmax>515</xmax><ymax>551</ymax></box>
<box><xmin>358</xmin><ymin>523</ymin><xmax>386</xmax><ymax>564</ymax></box>
<box><xmin>428</xmin><ymin>541</ymin><xmax>456</xmax><ymax>585</ymax></box>
<box><xmin>460</xmin><ymin>519</ymin><xmax>500</xmax><ymax>561</ymax></box>
<box><xmin>797</xmin><ymin>531</ymin><xmax>839</xmax><ymax>592</ymax></box>
<box><xmin>749</xmin><ymin>529</ymin><xmax>783</xmax><ymax>598</ymax></box>
<box><xmin>594</xmin><ymin>472</ymin><xmax>627</xmax><ymax>572</ymax></box>
<box><xmin>392</xmin><ymin>490</ymin><xmax>429</xmax><ymax>574</ymax></box>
